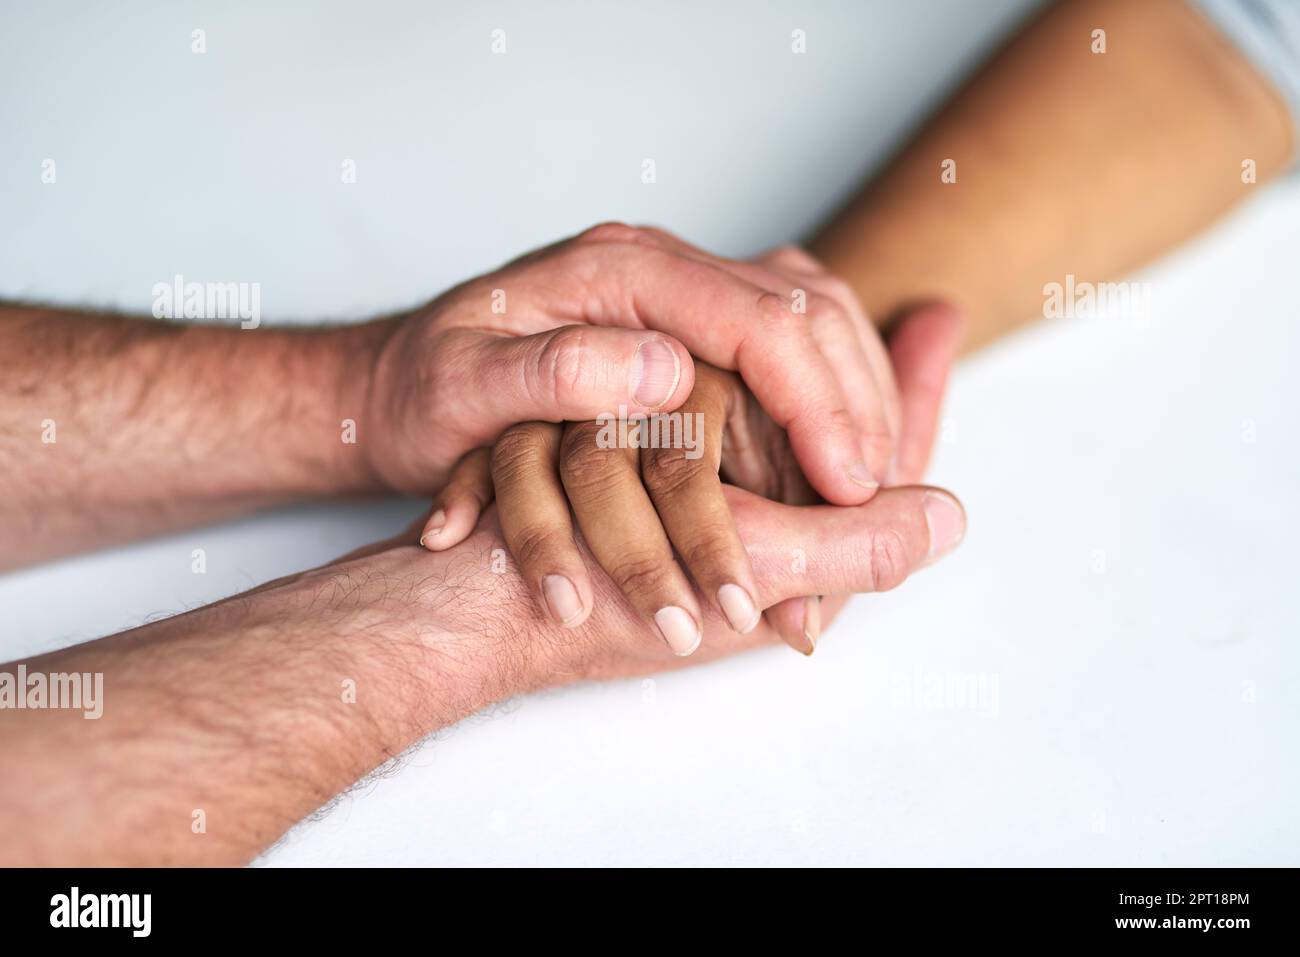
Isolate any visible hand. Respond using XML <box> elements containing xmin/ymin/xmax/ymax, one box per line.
<box><xmin>743</xmin><ymin>244</ymin><xmax>963</xmax><ymax>487</ymax></box>
<box><xmin>419</xmin><ymin>351</ymin><xmax>962</xmax><ymax>655</ymax></box>
<box><xmin>612</xmin><ymin>234</ymin><xmax>963</xmax><ymax>489</ymax></box>
<box><xmin>359</xmin><ymin>225</ymin><xmax>956</xmax><ymax>502</ymax></box>
<box><xmin>339</xmin><ymin>481</ymin><xmax>967</xmax><ymax>684</ymax></box>
<box><xmin>0</xmin><ymin>476</ymin><xmax>964</xmax><ymax>866</ymax></box>
<box><xmin>413</xmin><ymin>246</ymin><xmax>962</xmax><ymax>653</ymax></box>
<box><xmin>722</xmin><ymin>247</ymin><xmax>963</xmax><ymax>644</ymax></box>
<box><xmin>419</xmin><ymin>363</ymin><xmax>809</xmax><ymax>654</ymax></box>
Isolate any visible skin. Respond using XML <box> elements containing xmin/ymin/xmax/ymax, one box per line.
<box><xmin>428</xmin><ymin>319</ymin><xmax>958</xmax><ymax>656</ymax></box>
<box><xmin>421</xmin><ymin>243</ymin><xmax>963</xmax><ymax>653</ymax></box>
<box><xmin>493</xmin><ymin>369</ymin><xmax>774</xmax><ymax>655</ymax></box>
<box><xmin>1</xmin><ymin>0</ymin><xmax>1293</xmax><ymax>864</ymax></box>
<box><xmin>0</xmin><ymin>484</ymin><xmax>964</xmax><ymax>865</ymax></box>
<box><xmin>0</xmin><ymin>224</ymin><xmax>912</xmax><ymax>572</ymax></box>
<box><xmin>429</xmin><ymin>0</ymin><xmax>1300</xmax><ymax>647</ymax></box>
<box><xmin>810</xmin><ymin>0</ymin><xmax>1296</xmax><ymax>350</ymax></box>
<box><xmin>369</xmin><ymin>224</ymin><xmax>898</xmax><ymax>505</ymax></box>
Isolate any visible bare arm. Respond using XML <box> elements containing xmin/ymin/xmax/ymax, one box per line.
<box><xmin>0</xmin><ymin>306</ymin><xmax>388</xmax><ymax>571</ymax></box>
<box><xmin>0</xmin><ymin>483</ymin><xmax>962</xmax><ymax>866</ymax></box>
<box><xmin>3</xmin><ymin>225</ymin><xmax>947</xmax><ymax>572</ymax></box>
<box><xmin>0</xmin><ymin>551</ymin><xmax>513</xmax><ymax>865</ymax></box>
<box><xmin>810</xmin><ymin>0</ymin><xmax>1295</xmax><ymax>350</ymax></box>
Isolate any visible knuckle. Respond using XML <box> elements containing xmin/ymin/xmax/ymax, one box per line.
<box><xmin>821</xmin><ymin>276</ymin><xmax>861</xmax><ymax>311</ymax></box>
<box><xmin>755</xmin><ymin>290</ymin><xmax>799</xmax><ymax>331</ymax></box>
<box><xmin>770</xmin><ymin>244</ymin><xmax>823</xmax><ymax>272</ymax></box>
<box><xmin>679</xmin><ymin>531</ymin><xmax>740</xmax><ymax>580</ymax></box>
<box><xmin>507</xmin><ymin>521</ymin><xmax>565</xmax><ymax>573</ymax></box>
<box><xmin>575</xmin><ymin>221</ymin><xmax>643</xmax><ymax>246</ymax></box>
<box><xmin>606</xmin><ymin>551</ymin><xmax>674</xmax><ymax>599</ymax></box>
<box><xmin>859</xmin><ymin>423</ymin><xmax>894</xmax><ymax>460</ymax></box>
<box><xmin>820</xmin><ymin>292</ymin><xmax>851</xmax><ymax>323</ymax></box>
<box><xmin>490</xmin><ymin>423</ymin><xmax>552</xmax><ymax>483</ymax></box>
<box><xmin>561</xmin><ymin>419</ymin><xmax>606</xmax><ymax>454</ymax></box>
<box><xmin>629</xmin><ymin>223</ymin><xmax>675</xmax><ymax>244</ymax></box>
<box><xmin>641</xmin><ymin>446</ymin><xmax>708</xmax><ymax>498</ymax></box>
<box><xmin>805</xmin><ymin>293</ymin><xmax>849</xmax><ymax>330</ymax></box>
<box><xmin>793</xmin><ymin>402</ymin><xmax>856</xmax><ymax>439</ymax></box>
<box><xmin>866</xmin><ymin>527</ymin><xmax>911</xmax><ymax>593</ymax></box>
<box><xmin>529</xmin><ymin>326</ymin><xmax>593</xmax><ymax>409</ymax></box>
<box><xmin>826</xmin><ymin>406</ymin><xmax>859</xmax><ymax>434</ymax></box>
<box><xmin>559</xmin><ymin>423</ymin><xmax>630</xmax><ymax>492</ymax></box>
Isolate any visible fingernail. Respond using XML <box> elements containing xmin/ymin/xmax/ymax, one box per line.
<box><xmin>717</xmin><ymin>583</ymin><xmax>760</xmax><ymax>634</ymax></box>
<box><xmin>923</xmin><ymin>491</ymin><xmax>966</xmax><ymax>562</ymax></box>
<box><xmin>631</xmin><ymin>338</ymin><xmax>681</xmax><ymax>409</ymax></box>
<box><xmin>655</xmin><ymin>605</ymin><xmax>702</xmax><ymax>656</ymax></box>
<box><xmin>846</xmin><ymin>459</ymin><xmax>879</xmax><ymax>489</ymax></box>
<box><xmin>800</xmin><ymin>595</ymin><xmax>822</xmax><ymax>655</ymax></box>
<box><xmin>419</xmin><ymin>509</ymin><xmax>447</xmax><ymax>549</ymax></box>
<box><xmin>542</xmin><ymin>574</ymin><xmax>585</xmax><ymax>626</ymax></box>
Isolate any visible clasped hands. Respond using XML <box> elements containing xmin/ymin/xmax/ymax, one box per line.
<box><xmin>342</xmin><ymin>223</ymin><xmax>966</xmax><ymax>686</ymax></box>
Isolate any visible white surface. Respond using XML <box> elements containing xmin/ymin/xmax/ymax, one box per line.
<box><xmin>2</xmin><ymin>1</ymin><xmax>1297</xmax><ymax>866</ymax></box>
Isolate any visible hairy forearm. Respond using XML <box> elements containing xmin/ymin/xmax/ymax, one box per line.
<box><xmin>0</xmin><ymin>476</ymin><xmax>962</xmax><ymax>865</ymax></box>
<box><xmin>810</xmin><ymin>0</ymin><xmax>1295</xmax><ymax>350</ymax></box>
<box><xmin>0</xmin><ymin>305</ymin><xmax>393</xmax><ymax>569</ymax></box>
<box><xmin>0</xmin><ymin>553</ymin><xmax>513</xmax><ymax>866</ymax></box>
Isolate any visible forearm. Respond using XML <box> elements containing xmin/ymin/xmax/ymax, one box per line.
<box><xmin>0</xmin><ymin>553</ymin><xmax>513</xmax><ymax>866</ymax></box>
<box><xmin>0</xmin><ymin>476</ymin><xmax>964</xmax><ymax>865</ymax></box>
<box><xmin>0</xmin><ymin>305</ymin><xmax>393</xmax><ymax>569</ymax></box>
<box><xmin>810</xmin><ymin>0</ymin><xmax>1295</xmax><ymax>350</ymax></box>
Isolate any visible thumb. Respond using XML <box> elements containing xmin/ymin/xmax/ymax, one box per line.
<box><xmin>469</xmin><ymin>325</ymin><xmax>696</xmax><ymax>433</ymax></box>
<box><xmin>887</xmin><ymin>302</ymin><xmax>964</xmax><ymax>484</ymax></box>
<box><xmin>725</xmin><ymin>484</ymin><xmax>967</xmax><ymax>605</ymax></box>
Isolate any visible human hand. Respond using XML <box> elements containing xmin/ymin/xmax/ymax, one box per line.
<box><xmin>416</xmin><ymin>350</ymin><xmax>964</xmax><ymax>656</ymax></box>
<box><xmin>334</xmin><ymin>480</ymin><xmax>967</xmax><ymax>687</ymax></box>
<box><xmin>358</xmin><ymin>225</ymin><xmax>957</xmax><ymax>503</ymax></box>
<box><xmin>421</xmin><ymin>363</ymin><xmax>799</xmax><ymax>655</ymax></box>
<box><xmin>410</xmin><ymin>236</ymin><xmax>964</xmax><ymax>652</ymax></box>
<box><xmin>742</xmin><ymin>244</ymin><xmax>963</xmax><ymax>487</ymax></box>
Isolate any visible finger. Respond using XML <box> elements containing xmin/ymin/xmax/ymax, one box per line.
<box><xmin>541</xmin><ymin>232</ymin><xmax>876</xmax><ymax>505</ymax></box>
<box><xmin>726</xmin><ymin>483</ymin><xmax>967</xmax><ymax>605</ymax></box>
<box><xmin>557</xmin><ymin>485</ymin><xmax>965</xmax><ymax>665</ymax></box>
<box><xmin>641</xmin><ymin>232</ymin><xmax>894</xmax><ymax>488</ymax></box>
<box><xmin>420</xmin><ymin>448</ymin><xmax>493</xmax><ymax>551</ymax></box>
<box><xmin>490</xmin><ymin>422</ymin><xmax>594</xmax><ymax>628</ymax></box>
<box><xmin>559</xmin><ymin>420</ymin><xmax>705</xmax><ymax>656</ymax></box>
<box><xmin>807</xmin><ymin>300</ymin><xmax>895</xmax><ymax>485</ymax></box>
<box><xmin>765</xmin><ymin>596</ymin><xmax>821</xmax><ymax>656</ymax></box>
<box><xmin>468</xmin><ymin>324</ymin><xmax>697</xmax><ymax>431</ymax></box>
<box><xmin>755</xmin><ymin>247</ymin><xmax>901</xmax><ymax>483</ymax></box>
<box><xmin>639</xmin><ymin>366</ymin><xmax>762</xmax><ymax>635</ymax></box>
<box><xmin>887</xmin><ymin>303</ymin><xmax>964</xmax><ymax>485</ymax></box>
<box><xmin>754</xmin><ymin>244</ymin><xmax>827</xmax><ymax>275</ymax></box>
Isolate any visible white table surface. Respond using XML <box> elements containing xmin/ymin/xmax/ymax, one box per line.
<box><xmin>2</xmin><ymin>0</ymin><xmax>1296</xmax><ymax>866</ymax></box>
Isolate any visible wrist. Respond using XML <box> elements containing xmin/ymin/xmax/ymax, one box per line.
<box><xmin>312</xmin><ymin>318</ymin><xmax>400</xmax><ymax>494</ymax></box>
<box><xmin>161</xmin><ymin>319</ymin><xmax>399</xmax><ymax>501</ymax></box>
<box><xmin>294</xmin><ymin>544</ymin><xmax>537</xmax><ymax>724</ymax></box>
